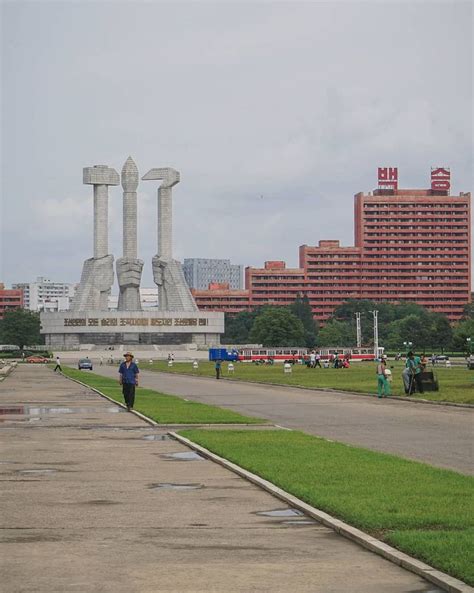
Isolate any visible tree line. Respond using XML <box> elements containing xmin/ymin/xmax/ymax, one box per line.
<box><xmin>224</xmin><ymin>298</ymin><xmax>474</xmax><ymax>353</ymax></box>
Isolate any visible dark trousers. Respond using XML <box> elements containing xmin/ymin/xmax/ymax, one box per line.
<box><xmin>409</xmin><ymin>373</ymin><xmax>424</xmax><ymax>395</ymax></box>
<box><xmin>54</xmin><ymin>364</ymin><xmax>62</xmax><ymax>372</ymax></box>
<box><xmin>215</xmin><ymin>368</ymin><xmax>221</xmax><ymax>379</ymax></box>
<box><xmin>122</xmin><ymin>383</ymin><xmax>136</xmax><ymax>408</ymax></box>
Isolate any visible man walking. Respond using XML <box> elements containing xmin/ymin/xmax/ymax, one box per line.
<box><xmin>215</xmin><ymin>359</ymin><xmax>222</xmax><ymax>380</ymax></box>
<box><xmin>118</xmin><ymin>352</ymin><xmax>139</xmax><ymax>411</ymax></box>
<box><xmin>53</xmin><ymin>356</ymin><xmax>62</xmax><ymax>372</ymax></box>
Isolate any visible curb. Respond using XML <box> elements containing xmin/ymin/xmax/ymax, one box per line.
<box><xmin>170</xmin><ymin>431</ymin><xmax>473</xmax><ymax>593</ymax></box>
<box><xmin>149</xmin><ymin>369</ymin><xmax>474</xmax><ymax>409</ymax></box>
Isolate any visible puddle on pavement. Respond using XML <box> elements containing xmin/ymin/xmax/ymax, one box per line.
<box><xmin>17</xmin><ymin>469</ymin><xmax>58</xmax><ymax>476</ymax></box>
<box><xmin>149</xmin><ymin>482</ymin><xmax>203</xmax><ymax>491</ymax></box>
<box><xmin>161</xmin><ymin>451</ymin><xmax>205</xmax><ymax>461</ymax></box>
<box><xmin>143</xmin><ymin>434</ymin><xmax>171</xmax><ymax>441</ymax></box>
<box><xmin>256</xmin><ymin>508</ymin><xmax>304</xmax><ymax>517</ymax></box>
<box><xmin>0</xmin><ymin>406</ymin><xmax>26</xmax><ymax>415</ymax></box>
<box><xmin>0</xmin><ymin>405</ymin><xmax>123</xmax><ymax>417</ymax></box>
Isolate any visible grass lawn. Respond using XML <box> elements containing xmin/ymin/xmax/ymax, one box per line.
<box><xmin>147</xmin><ymin>360</ymin><xmax>474</xmax><ymax>404</ymax></box>
<box><xmin>59</xmin><ymin>367</ymin><xmax>264</xmax><ymax>424</ymax></box>
<box><xmin>180</xmin><ymin>429</ymin><xmax>474</xmax><ymax>585</ymax></box>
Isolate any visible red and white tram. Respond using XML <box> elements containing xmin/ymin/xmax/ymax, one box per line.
<box><xmin>237</xmin><ymin>347</ymin><xmax>380</xmax><ymax>363</ymax></box>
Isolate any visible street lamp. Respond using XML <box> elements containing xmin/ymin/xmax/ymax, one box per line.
<box><xmin>467</xmin><ymin>337</ymin><xmax>472</xmax><ymax>356</ymax></box>
<box><xmin>355</xmin><ymin>312</ymin><xmax>362</xmax><ymax>348</ymax></box>
<box><xmin>369</xmin><ymin>310</ymin><xmax>379</xmax><ymax>359</ymax></box>
<box><xmin>403</xmin><ymin>341</ymin><xmax>413</xmax><ymax>354</ymax></box>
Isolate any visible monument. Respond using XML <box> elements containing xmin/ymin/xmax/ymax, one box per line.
<box><xmin>117</xmin><ymin>157</ymin><xmax>143</xmax><ymax>311</ymax></box>
<box><xmin>72</xmin><ymin>165</ymin><xmax>119</xmax><ymax>311</ymax></box>
<box><xmin>142</xmin><ymin>167</ymin><xmax>199</xmax><ymax>312</ymax></box>
<box><xmin>41</xmin><ymin>157</ymin><xmax>224</xmax><ymax>348</ymax></box>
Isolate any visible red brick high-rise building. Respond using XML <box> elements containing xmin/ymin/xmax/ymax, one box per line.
<box><xmin>191</xmin><ymin>169</ymin><xmax>471</xmax><ymax>323</ymax></box>
<box><xmin>0</xmin><ymin>284</ymin><xmax>24</xmax><ymax>319</ymax></box>
<box><xmin>353</xmin><ymin>186</ymin><xmax>471</xmax><ymax>321</ymax></box>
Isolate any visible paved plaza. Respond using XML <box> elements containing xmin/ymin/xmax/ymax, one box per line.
<box><xmin>0</xmin><ymin>365</ymin><xmax>444</xmax><ymax>592</ymax></box>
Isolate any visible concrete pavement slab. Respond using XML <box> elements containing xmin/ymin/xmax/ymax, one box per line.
<box><xmin>1</xmin><ymin>366</ymin><xmax>442</xmax><ymax>592</ymax></box>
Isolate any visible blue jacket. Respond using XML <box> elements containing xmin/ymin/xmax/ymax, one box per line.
<box><xmin>119</xmin><ymin>361</ymin><xmax>139</xmax><ymax>384</ymax></box>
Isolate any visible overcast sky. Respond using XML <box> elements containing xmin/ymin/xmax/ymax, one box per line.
<box><xmin>1</xmin><ymin>0</ymin><xmax>472</xmax><ymax>291</ymax></box>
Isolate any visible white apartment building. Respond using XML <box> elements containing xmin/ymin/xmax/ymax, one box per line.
<box><xmin>12</xmin><ymin>277</ymin><xmax>76</xmax><ymax>312</ymax></box>
<box><xmin>108</xmin><ymin>288</ymin><xmax>159</xmax><ymax>310</ymax></box>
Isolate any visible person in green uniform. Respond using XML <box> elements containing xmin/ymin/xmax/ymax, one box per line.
<box><xmin>376</xmin><ymin>357</ymin><xmax>391</xmax><ymax>398</ymax></box>
<box><xmin>406</xmin><ymin>351</ymin><xmax>424</xmax><ymax>395</ymax></box>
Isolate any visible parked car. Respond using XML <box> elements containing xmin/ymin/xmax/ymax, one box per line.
<box><xmin>26</xmin><ymin>356</ymin><xmax>49</xmax><ymax>363</ymax></box>
<box><xmin>78</xmin><ymin>358</ymin><xmax>93</xmax><ymax>371</ymax></box>
<box><xmin>434</xmin><ymin>355</ymin><xmax>449</xmax><ymax>362</ymax></box>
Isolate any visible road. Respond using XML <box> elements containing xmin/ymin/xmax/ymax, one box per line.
<box><xmin>92</xmin><ymin>364</ymin><xmax>474</xmax><ymax>474</ymax></box>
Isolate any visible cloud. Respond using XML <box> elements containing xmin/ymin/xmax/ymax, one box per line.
<box><xmin>1</xmin><ymin>1</ymin><xmax>472</xmax><ymax>287</ymax></box>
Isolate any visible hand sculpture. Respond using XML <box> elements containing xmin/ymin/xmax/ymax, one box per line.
<box><xmin>72</xmin><ymin>255</ymin><xmax>114</xmax><ymax>311</ymax></box>
<box><xmin>116</xmin><ymin>257</ymin><xmax>144</xmax><ymax>311</ymax></box>
<box><xmin>116</xmin><ymin>257</ymin><xmax>143</xmax><ymax>288</ymax></box>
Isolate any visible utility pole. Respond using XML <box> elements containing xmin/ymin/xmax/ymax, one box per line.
<box><xmin>370</xmin><ymin>310</ymin><xmax>379</xmax><ymax>359</ymax></box>
<box><xmin>355</xmin><ymin>312</ymin><xmax>362</xmax><ymax>348</ymax></box>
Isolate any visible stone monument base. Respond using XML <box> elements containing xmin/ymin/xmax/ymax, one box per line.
<box><xmin>41</xmin><ymin>310</ymin><xmax>224</xmax><ymax>348</ymax></box>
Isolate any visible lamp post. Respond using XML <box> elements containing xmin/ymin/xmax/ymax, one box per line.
<box><xmin>355</xmin><ymin>312</ymin><xmax>362</xmax><ymax>348</ymax></box>
<box><xmin>467</xmin><ymin>337</ymin><xmax>472</xmax><ymax>356</ymax></box>
<box><xmin>369</xmin><ymin>310</ymin><xmax>379</xmax><ymax>359</ymax></box>
<box><xmin>403</xmin><ymin>341</ymin><xmax>413</xmax><ymax>354</ymax></box>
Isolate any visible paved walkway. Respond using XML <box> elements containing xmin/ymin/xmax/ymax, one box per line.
<box><xmin>0</xmin><ymin>365</ymin><xmax>441</xmax><ymax>593</ymax></box>
<box><xmin>91</xmin><ymin>365</ymin><xmax>474</xmax><ymax>475</ymax></box>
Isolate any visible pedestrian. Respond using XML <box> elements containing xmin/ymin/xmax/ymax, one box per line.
<box><xmin>315</xmin><ymin>352</ymin><xmax>322</xmax><ymax>368</ymax></box>
<box><xmin>118</xmin><ymin>352</ymin><xmax>139</xmax><ymax>411</ymax></box>
<box><xmin>215</xmin><ymin>359</ymin><xmax>221</xmax><ymax>380</ymax></box>
<box><xmin>309</xmin><ymin>351</ymin><xmax>316</xmax><ymax>368</ymax></box>
<box><xmin>100</xmin><ymin>356</ymin><xmax>103</xmax><ymax>366</ymax></box>
<box><xmin>406</xmin><ymin>351</ymin><xmax>424</xmax><ymax>395</ymax></box>
<box><xmin>376</xmin><ymin>358</ymin><xmax>391</xmax><ymax>398</ymax></box>
<box><xmin>53</xmin><ymin>356</ymin><xmax>62</xmax><ymax>372</ymax></box>
<box><xmin>431</xmin><ymin>353</ymin><xmax>436</xmax><ymax>367</ymax></box>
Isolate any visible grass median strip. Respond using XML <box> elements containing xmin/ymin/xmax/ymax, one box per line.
<box><xmin>179</xmin><ymin>428</ymin><xmax>474</xmax><ymax>585</ymax></box>
<box><xmin>60</xmin><ymin>367</ymin><xmax>263</xmax><ymax>424</ymax></box>
<box><xmin>147</xmin><ymin>360</ymin><xmax>474</xmax><ymax>404</ymax></box>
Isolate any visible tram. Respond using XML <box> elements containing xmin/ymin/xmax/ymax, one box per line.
<box><xmin>236</xmin><ymin>347</ymin><xmax>380</xmax><ymax>363</ymax></box>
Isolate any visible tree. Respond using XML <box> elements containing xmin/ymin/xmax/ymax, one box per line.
<box><xmin>452</xmin><ymin>318</ymin><xmax>474</xmax><ymax>352</ymax></box>
<box><xmin>249</xmin><ymin>308</ymin><xmax>305</xmax><ymax>347</ymax></box>
<box><xmin>223</xmin><ymin>311</ymin><xmax>258</xmax><ymax>344</ymax></box>
<box><xmin>289</xmin><ymin>295</ymin><xmax>318</xmax><ymax>348</ymax></box>
<box><xmin>318</xmin><ymin>319</ymin><xmax>355</xmax><ymax>347</ymax></box>
<box><xmin>0</xmin><ymin>309</ymin><xmax>42</xmax><ymax>349</ymax></box>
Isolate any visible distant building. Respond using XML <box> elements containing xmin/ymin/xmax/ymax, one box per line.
<box><xmin>108</xmin><ymin>288</ymin><xmax>159</xmax><ymax>310</ymax></box>
<box><xmin>191</xmin><ymin>283</ymin><xmax>252</xmax><ymax>314</ymax></box>
<box><xmin>0</xmin><ymin>283</ymin><xmax>24</xmax><ymax>319</ymax></box>
<box><xmin>191</xmin><ymin>169</ymin><xmax>471</xmax><ymax>323</ymax></box>
<box><xmin>183</xmin><ymin>258</ymin><xmax>243</xmax><ymax>290</ymax></box>
<box><xmin>12</xmin><ymin>277</ymin><xmax>76</xmax><ymax>312</ymax></box>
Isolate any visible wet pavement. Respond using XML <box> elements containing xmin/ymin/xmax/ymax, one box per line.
<box><xmin>0</xmin><ymin>365</ymin><xmax>444</xmax><ymax>592</ymax></box>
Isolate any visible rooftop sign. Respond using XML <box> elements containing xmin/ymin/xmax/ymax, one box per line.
<box><xmin>377</xmin><ymin>167</ymin><xmax>398</xmax><ymax>190</ymax></box>
<box><xmin>431</xmin><ymin>167</ymin><xmax>451</xmax><ymax>191</ymax></box>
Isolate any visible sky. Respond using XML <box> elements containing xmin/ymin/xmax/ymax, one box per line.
<box><xmin>1</xmin><ymin>0</ymin><xmax>472</xmax><ymax>291</ymax></box>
